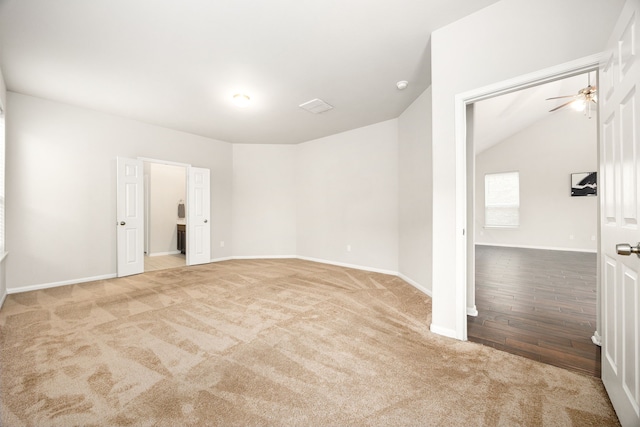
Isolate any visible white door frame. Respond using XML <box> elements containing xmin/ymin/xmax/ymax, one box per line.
<box><xmin>137</xmin><ymin>157</ymin><xmax>191</xmax><ymax>265</ymax></box>
<box><xmin>453</xmin><ymin>53</ymin><xmax>603</xmax><ymax>341</ymax></box>
<box><xmin>116</xmin><ymin>157</ymin><xmax>211</xmax><ymax>265</ymax></box>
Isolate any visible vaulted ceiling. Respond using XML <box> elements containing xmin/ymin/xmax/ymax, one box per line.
<box><xmin>0</xmin><ymin>0</ymin><xmax>500</xmax><ymax>144</ymax></box>
<box><xmin>474</xmin><ymin>72</ymin><xmax>597</xmax><ymax>153</ymax></box>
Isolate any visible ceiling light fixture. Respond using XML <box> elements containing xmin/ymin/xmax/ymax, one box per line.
<box><xmin>546</xmin><ymin>72</ymin><xmax>597</xmax><ymax>118</ymax></box>
<box><xmin>572</xmin><ymin>99</ymin><xmax>587</xmax><ymax>112</ymax></box>
<box><xmin>233</xmin><ymin>93</ymin><xmax>251</xmax><ymax>108</ymax></box>
<box><xmin>396</xmin><ymin>80</ymin><xmax>408</xmax><ymax>90</ymax></box>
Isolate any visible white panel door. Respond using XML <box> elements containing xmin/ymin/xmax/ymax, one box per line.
<box><xmin>116</xmin><ymin>157</ymin><xmax>144</xmax><ymax>277</ymax></box>
<box><xmin>187</xmin><ymin>167</ymin><xmax>211</xmax><ymax>265</ymax></box>
<box><xmin>600</xmin><ymin>1</ymin><xmax>640</xmax><ymax>425</ymax></box>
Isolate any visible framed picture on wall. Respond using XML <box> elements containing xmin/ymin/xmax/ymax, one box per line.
<box><xmin>571</xmin><ymin>172</ymin><xmax>597</xmax><ymax>197</ymax></box>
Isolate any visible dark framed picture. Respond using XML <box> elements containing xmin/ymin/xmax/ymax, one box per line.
<box><xmin>571</xmin><ymin>172</ymin><xmax>597</xmax><ymax>197</ymax></box>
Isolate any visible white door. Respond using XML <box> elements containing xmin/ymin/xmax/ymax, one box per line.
<box><xmin>187</xmin><ymin>167</ymin><xmax>211</xmax><ymax>265</ymax></box>
<box><xmin>600</xmin><ymin>1</ymin><xmax>640</xmax><ymax>425</ymax></box>
<box><xmin>116</xmin><ymin>157</ymin><xmax>144</xmax><ymax>277</ymax></box>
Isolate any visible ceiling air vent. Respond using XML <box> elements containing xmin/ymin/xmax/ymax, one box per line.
<box><xmin>299</xmin><ymin>98</ymin><xmax>333</xmax><ymax>114</ymax></box>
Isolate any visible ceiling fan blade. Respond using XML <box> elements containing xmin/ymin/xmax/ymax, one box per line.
<box><xmin>549</xmin><ymin>99</ymin><xmax>576</xmax><ymax>112</ymax></box>
<box><xmin>546</xmin><ymin>95</ymin><xmax>578</xmax><ymax>100</ymax></box>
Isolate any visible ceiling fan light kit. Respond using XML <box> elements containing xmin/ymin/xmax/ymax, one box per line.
<box><xmin>546</xmin><ymin>74</ymin><xmax>598</xmax><ymax>118</ymax></box>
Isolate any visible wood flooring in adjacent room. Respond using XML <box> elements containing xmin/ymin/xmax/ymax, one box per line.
<box><xmin>468</xmin><ymin>245</ymin><xmax>600</xmax><ymax>377</ymax></box>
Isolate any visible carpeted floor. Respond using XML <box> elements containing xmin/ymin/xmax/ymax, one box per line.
<box><xmin>0</xmin><ymin>259</ymin><xmax>620</xmax><ymax>426</ymax></box>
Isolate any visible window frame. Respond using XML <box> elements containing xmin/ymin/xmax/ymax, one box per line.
<box><xmin>484</xmin><ymin>171</ymin><xmax>520</xmax><ymax>229</ymax></box>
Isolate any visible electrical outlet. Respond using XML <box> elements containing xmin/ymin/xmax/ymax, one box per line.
<box><xmin>347</xmin><ymin>245</ymin><xmax>351</xmax><ymax>252</ymax></box>
<box><xmin>569</xmin><ymin>235</ymin><xmax>575</xmax><ymax>240</ymax></box>
<box><xmin>591</xmin><ymin>235</ymin><xmax>596</xmax><ymax>241</ymax></box>
<box><xmin>220</xmin><ymin>241</ymin><xmax>225</xmax><ymax>247</ymax></box>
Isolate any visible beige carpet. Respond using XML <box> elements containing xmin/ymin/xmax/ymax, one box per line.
<box><xmin>0</xmin><ymin>259</ymin><xmax>619</xmax><ymax>426</ymax></box>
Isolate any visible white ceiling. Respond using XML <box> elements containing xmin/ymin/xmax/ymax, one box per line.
<box><xmin>0</xmin><ymin>0</ymin><xmax>501</xmax><ymax>144</ymax></box>
<box><xmin>473</xmin><ymin>72</ymin><xmax>597</xmax><ymax>153</ymax></box>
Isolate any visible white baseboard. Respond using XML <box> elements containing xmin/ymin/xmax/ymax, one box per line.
<box><xmin>429</xmin><ymin>323</ymin><xmax>459</xmax><ymax>339</ymax></box>
<box><xmin>467</xmin><ymin>306</ymin><xmax>478</xmax><ymax>317</ymax></box>
<box><xmin>0</xmin><ymin>291</ymin><xmax>6</xmax><ymax>310</ymax></box>
<box><xmin>232</xmin><ymin>255</ymin><xmax>297</xmax><ymax>260</ymax></box>
<box><xmin>215</xmin><ymin>255</ymin><xmax>433</xmax><ymax>299</ymax></box>
<box><xmin>7</xmin><ymin>273</ymin><xmax>117</xmax><ymax>295</ymax></box>
<box><xmin>397</xmin><ymin>273</ymin><xmax>432</xmax><ymax>297</ymax></box>
<box><xmin>4</xmin><ymin>256</ymin><xmax>433</xmax><ymax>305</ymax></box>
<box><xmin>148</xmin><ymin>250</ymin><xmax>181</xmax><ymax>257</ymax></box>
<box><xmin>297</xmin><ymin>256</ymin><xmax>398</xmax><ymax>276</ymax></box>
<box><xmin>475</xmin><ymin>242</ymin><xmax>597</xmax><ymax>253</ymax></box>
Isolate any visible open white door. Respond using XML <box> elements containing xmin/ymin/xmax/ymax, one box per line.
<box><xmin>187</xmin><ymin>167</ymin><xmax>211</xmax><ymax>265</ymax></box>
<box><xmin>116</xmin><ymin>157</ymin><xmax>144</xmax><ymax>277</ymax></box>
<box><xmin>599</xmin><ymin>1</ymin><xmax>640</xmax><ymax>425</ymax></box>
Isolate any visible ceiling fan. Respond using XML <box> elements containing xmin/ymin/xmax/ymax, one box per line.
<box><xmin>546</xmin><ymin>74</ymin><xmax>598</xmax><ymax>118</ymax></box>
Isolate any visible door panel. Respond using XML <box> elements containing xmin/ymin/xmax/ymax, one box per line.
<box><xmin>187</xmin><ymin>167</ymin><xmax>210</xmax><ymax>265</ymax></box>
<box><xmin>116</xmin><ymin>157</ymin><xmax>144</xmax><ymax>277</ymax></box>
<box><xmin>600</xmin><ymin>1</ymin><xmax>640</xmax><ymax>425</ymax></box>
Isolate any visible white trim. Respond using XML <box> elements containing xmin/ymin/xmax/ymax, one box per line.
<box><xmin>137</xmin><ymin>157</ymin><xmax>191</xmax><ymax>167</ymax></box>
<box><xmin>591</xmin><ymin>331</ymin><xmax>602</xmax><ymax>347</ymax></box>
<box><xmin>467</xmin><ymin>306</ymin><xmax>478</xmax><ymax>317</ymax></box>
<box><xmin>296</xmin><ymin>256</ymin><xmax>398</xmax><ymax>276</ymax></box>
<box><xmin>451</xmin><ymin>54</ymin><xmax>603</xmax><ymax>341</ymax></box>
<box><xmin>219</xmin><ymin>256</ymin><xmax>434</xmax><ymax>298</ymax></box>
<box><xmin>232</xmin><ymin>255</ymin><xmax>298</xmax><ymax>260</ymax></box>
<box><xmin>475</xmin><ymin>242</ymin><xmax>597</xmax><ymax>253</ymax></box>
<box><xmin>147</xmin><ymin>250</ymin><xmax>182</xmax><ymax>257</ymax></box>
<box><xmin>455</xmin><ymin>86</ymin><xmax>468</xmax><ymax>341</ymax></box>
<box><xmin>7</xmin><ymin>274</ymin><xmax>117</xmax><ymax>295</ymax></box>
<box><xmin>0</xmin><ymin>251</ymin><xmax>6</xmax><ymax>309</ymax></box>
<box><xmin>429</xmin><ymin>323</ymin><xmax>458</xmax><ymax>339</ymax></box>
<box><xmin>457</xmin><ymin>53</ymin><xmax>604</xmax><ymax>104</ymax></box>
<box><xmin>398</xmin><ymin>273</ymin><xmax>432</xmax><ymax>297</ymax></box>
<box><xmin>3</xmin><ymin>258</ymin><xmax>434</xmax><ymax>302</ymax></box>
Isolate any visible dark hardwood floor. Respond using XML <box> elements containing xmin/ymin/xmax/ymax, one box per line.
<box><xmin>468</xmin><ymin>245</ymin><xmax>600</xmax><ymax>377</ymax></box>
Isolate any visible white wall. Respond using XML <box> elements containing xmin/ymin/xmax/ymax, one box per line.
<box><xmin>475</xmin><ymin>109</ymin><xmax>597</xmax><ymax>252</ymax></box>
<box><xmin>232</xmin><ymin>144</ymin><xmax>297</xmax><ymax>257</ymax></box>
<box><xmin>5</xmin><ymin>92</ymin><xmax>233</xmax><ymax>292</ymax></box>
<box><xmin>296</xmin><ymin>120</ymin><xmax>399</xmax><ymax>273</ymax></box>
<box><xmin>430</xmin><ymin>0</ymin><xmax>624</xmax><ymax>338</ymax></box>
<box><xmin>0</xmin><ymin>68</ymin><xmax>6</xmax><ymax>111</ymax></box>
<box><xmin>0</xmin><ymin>67</ymin><xmax>6</xmax><ymax>307</ymax></box>
<box><xmin>398</xmin><ymin>87</ymin><xmax>432</xmax><ymax>293</ymax></box>
<box><xmin>4</xmin><ymin>93</ymin><xmax>412</xmax><ymax>292</ymax></box>
<box><xmin>148</xmin><ymin>163</ymin><xmax>186</xmax><ymax>255</ymax></box>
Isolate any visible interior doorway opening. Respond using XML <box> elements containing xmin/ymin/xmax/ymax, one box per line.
<box><xmin>464</xmin><ymin>71</ymin><xmax>601</xmax><ymax>376</ymax></box>
<box><xmin>143</xmin><ymin>161</ymin><xmax>187</xmax><ymax>272</ymax></box>
<box><xmin>116</xmin><ymin>156</ymin><xmax>212</xmax><ymax>277</ymax></box>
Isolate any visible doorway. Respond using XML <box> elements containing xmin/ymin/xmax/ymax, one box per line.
<box><xmin>116</xmin><ymin>157</ymin><xmax>212</xmax><ymax>277</ymax></box>
<box><xmin>143</xmin><ymin>161</ymin><xmax>187</xmax><ymax>272</ymax></box>
<box><xmin>465</xmin><ymin>72</ymin><xmax>600</xmax><ymax>375</ymax></box>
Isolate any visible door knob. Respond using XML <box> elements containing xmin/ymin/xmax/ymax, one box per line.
<box><xmin>120</xmin><ymin>221</ymin><xmax>126</xmax><ymax>226</ymax></box>
<box><xmin>204</xmin><ymin>219</ymin><xmax>208</xmax><ymax>223</ymax></box>
<box><xmin>616</xmin><ymin>242</ymin><xmax>640</xmax><ymax>257</ymax></box>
